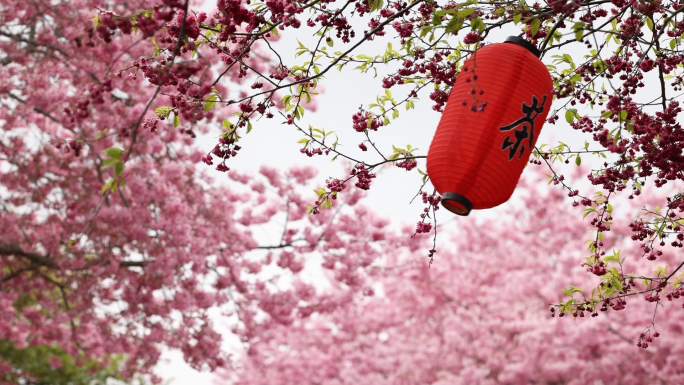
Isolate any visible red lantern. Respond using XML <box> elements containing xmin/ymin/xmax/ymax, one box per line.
<box><xmin>427</xmin><ymin>37</ymin><xmax>553</xmax><ymax>216</ymax></box>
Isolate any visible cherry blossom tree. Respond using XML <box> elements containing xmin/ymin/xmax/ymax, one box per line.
<box><xmin>0</xmin><ymin>0</ymin><xmax>375</xmax><ymax>381</ymax></box>
<box><xmin>5</xmin><ymin>0</ymin><xmax>684</xmax><ymax>381</ymax></box>
<box><xmin>0</xmin><ymin>2</ymin><xmax>412</xmax><ymax>376</ymax></box>
<box><xmin>225</xmin><ymin>173</ymin><xmax>684</xmax><ymax>384</ymax></box>
<box><xmin>76</xmin><ymin>0</ymin><xmax>684</xmax><ymax>331</ymax></box>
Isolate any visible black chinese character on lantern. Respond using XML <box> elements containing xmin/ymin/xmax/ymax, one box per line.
<box><xmin>499</xmin><ymin>95</ymin><xmax>547</xmax><ymax>161</ymax></box>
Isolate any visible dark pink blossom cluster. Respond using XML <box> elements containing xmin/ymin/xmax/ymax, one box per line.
<box><xmin>326</xmin><ymin>178</ymin><xmax>347</xmax><ymax>193</ymax></box>
<box><xmin>392</xmin><ymin>21</ymin><xmax>414</xmax><ymax>38</ymax></box>
<box><xmin>415</xmin><ymin>221</ymin><xmax>432</xmax><ymax>233</ymax></box>
<box><xmin>350</xmin><ymin>163</ymin><xmax>376</xmax><ymax>190</ymax></box>
<box><xmin>202</xmin><ymin>136</ymin><xmax>241</xmax><ymax>172</ymax></box>
<box><xmin>395</xmin><ymin>156</ymin><xmax>417</xmax><ymax>171</ymax></box>
<box><xmin>352</xmin><ymin>110</ymin><xmax>384</xmax><ymax>132</ymax></box>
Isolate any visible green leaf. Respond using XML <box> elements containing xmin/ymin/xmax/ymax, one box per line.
<box><xmin>101</xmin><ymin>157</ymin><xmax>119</xmax><ymax>169</ymax></box>
<box><xmin>435</xmin><ymin>9</ymin><xmax>456</xmax><ymax>17</ymax></box>
<box><xmin>583</xmin><ymin>207</ymin><xmax>596</xmax><ymax>219</ymax></box>
<box><xmin>432</xmin><ymin>13</ymin><xmax>442</xmax><ymax>26</ymax></box>
<box><xmin>222</xmin><ymin>119</ymin><xmax>232</xmax><ymax>130</ymax></box>
<box><xmin>565</xmin><ymin>109</ymin><xmax>576</xmax><ymax>123</ymax></box>
<box><xmin>575</xmin><ymin>155</ymin><xmax>581</xmax><ymax>166</ymax></box>
<box><xmin>285</xmin><ymin>102</ymin><xmax>295</xmax><ymax>112</ymax></box>
<box><xmin>563</xmin><ymin>286</ymin><xmax>584</xmax><ymax>297</ymax></box>
<box><xmin>561</xmin><ymin>299</ymin><xmax>574</xmax><ymax>313</ymax></box>
<box><xmin>470</xmin><ymin>18</ymin><xmax>485</xmax><ymax>33</ymax></box>
<box><xmin>612</xmin><ymin>277</ymin><xmax>622</xmax><ymax>292</ymax></box>
<box><xmin>646</xmin><ymin>17</ymin><xmax>654</xmax><ymax>31</ymax></box>
<box><xmin>458</xmin><ymin>9</ymin><xmax>475</xmax><ymax>18</ymax></box>
<box><xmin>530</xmin><ymin>18</ymin><xmax>540</xmax><ymax>37</ymax></box>
<box><xmin>618</xmin><ymin>110</ymin><xmax>628</xmax><ymax>122</ymax></box>
<box><xmin>101</xmin><ymin>179</ymin><xmax>113</xmax><ymax>195</ymax></box>
<box><xmin>513</xmin><ymin>12</ymin><xmax>522</xmax><ymax>24</ymax></box>
<box><xmin>155</xmin><ymin>106</ymin><xmax>173</xmax><ymax>118</ymax></box>
<box><xmin>174</xmin><ymin>114</ymin><xmax>180</xmax><ymax>128</ymax></box>
<box><xmin>600</xmin><ymin>110</ymin><xmax>613</xmax><ymax>118</ymax></box>
<box><xmin>114</xmin><ymin>162</ymin><xmax>125</xmax><ymax>178</ymax></box>
<box><xmin>573</xmin><ymin>22</ymin><xmax>585</xmax><ymax>41</ymax></box>
<box><xmin>445</xmin><ymin>19</ymin><xmax>463</xmax><ymax>34</ymax></box>
<box><xmin>670</xmin><ymin>39</ymin><xmax>677</xmax><ymax>50</ymax></box>
<box><xmin>103</xmin><ymin>147</ymin><xmax>124</xmax><ymax>160</ymax></box>
<box><xmin>369</xmin><ymin>0</ymin><xmax>384</xmax><ymax>12</ymax></box>
<box><xmin>204</xmin><ymin>94</ymin><xmax>217</xmax><ymax>111</ymax></box>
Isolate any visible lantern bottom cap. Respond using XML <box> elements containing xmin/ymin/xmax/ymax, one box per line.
<box><xmin>441</xmin><ymin>192</ymin><xmax>473</xmax><ymax>216</ymax></box>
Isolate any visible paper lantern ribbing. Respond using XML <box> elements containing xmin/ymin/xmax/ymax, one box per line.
<box><xmin>427</xmin><ymin>37</ymin><xmax>553</xmax><ymax>216</ymax></box>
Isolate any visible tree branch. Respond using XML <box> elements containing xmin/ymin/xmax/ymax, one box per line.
<box><xmin>119</xmin><ymin>260</ymin><xmax>146</xmax><ymax>267</ymax></box>
<box><xmin>0</xmin><ymin>244</ymin><xmax>58</xmax><ymax>268</ymax></box>
<box><xmin>219</xmin><ymin>0</ymin><xmax>426</xmax><ymax>106</ymax></box>
<box><xmin>0</xmin><ymin>244</ymin><xmax>146</xmax><ymax>269</ymax></box>
<box><xmin>4</xmin><ymin>92</ymin><xmax>61</xmax><ymax>123</ymax></box>
<box><xmin>0</xmin><ymin>267</ymin><xmax>34</xmax><ymax>286</ymax></box>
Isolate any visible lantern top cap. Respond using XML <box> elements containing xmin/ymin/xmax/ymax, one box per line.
<box><xmin>504</xmin><ymin>36</ymin><xmax>541</xmax><ymax>58</ymax></box>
